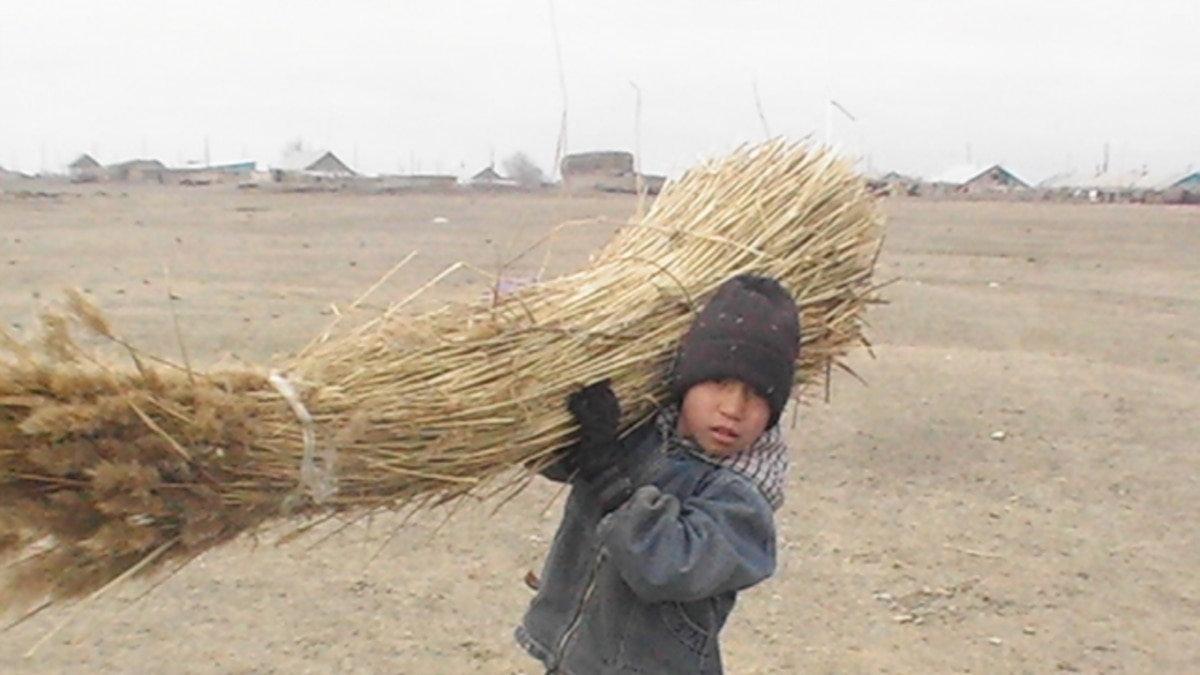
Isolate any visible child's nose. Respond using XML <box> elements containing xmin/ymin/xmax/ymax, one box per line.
<box><xmin>718</xmin><ymin>384</ymin><xmax>747</xmax><ymax>417</ymax></box>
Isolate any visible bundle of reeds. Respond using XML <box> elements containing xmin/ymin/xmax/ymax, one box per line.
<box><xmin>0</xmin><ymin>139</ymin><xmax>883</xmax><ymax>612</ymax></box>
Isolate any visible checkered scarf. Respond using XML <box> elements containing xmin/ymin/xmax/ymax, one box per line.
<box><xmin>654</xmin><ymin>405</ymin><xmax>789</xmax><ymax>510</ymax></box>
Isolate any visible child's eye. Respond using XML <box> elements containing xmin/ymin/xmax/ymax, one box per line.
<box><xmin>718</xmin><ymin>379</ymin><xmax>757</xmax><ymax>398</ymax></box>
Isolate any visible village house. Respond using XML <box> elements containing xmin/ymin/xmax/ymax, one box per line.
<box><xmin>560</xmin><ymin>150</ymin><xmax>666</xmax><ymax>195</ymax></box>
<box><xmin>68</xmin><ymin>153</ymin><xmax>103</xmax><ymax>183</ymax></box>
<box><xmin>106</xmin><ymin>158</ymin><xmax>168</xmax><ymax>183</ymax></box>
<box><xmin>864</xmin><ymin>170</ymin><xmax>920</xmax><ymax>197</ymax></box>
<box><xmin>1038</xmin><ymin>167</ymin><xmax>1200</xmax><ymax>204</ymax></box>
<box><xmin>375</xmin><ymin>174</ymin><xmax>460</xmax><ymax>192</ymax></box>
<box><xmin>169</xmin><ymin>161</ymin><xmax>258</xmax><ymax>186</ymax></box>
<box><xmin>466</xmin><ymin>164</ymin><xmax>520</xmax><ymax>191</ymax></box>
<box><xmin>928</xmin><ymin>164</ymin><xmax>1029</xmax><ymax>193</ymax></box>
<box><xmin>560</xmin><ymin>151</ymin><xmax>634</xmax><ymax>193</ymax></box>
<box><xmin>1148</xmin><ymin>169</ymin><xmax>1200</xmax><ymax>204</ymax></box>
<box><xmin>271</xmin><ymin>146</ymin><xmax>356</xmax><ymax>182</ymax></box>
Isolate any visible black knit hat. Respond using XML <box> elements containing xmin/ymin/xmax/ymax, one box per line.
<box><xmin>671</xmin><ymin>274</ymin><xmax>801</xmax><ymax>428</ymax></box>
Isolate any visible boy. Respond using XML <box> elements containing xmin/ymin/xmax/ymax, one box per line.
<box><xmin>516</xmin><ymin>273</ymin><xmax>801</xmax><ymax>674</ymax></box>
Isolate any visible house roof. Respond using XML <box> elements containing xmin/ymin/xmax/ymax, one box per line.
<box><xmin>276</xmin><ymin>149</ymin><xmax>326</xmax><ymax>171</ymax></box>
<box><xmin>1038</xmin><ymin>168</ymin><xmax>1198</xmax><ymax>191</ymax></box>
<box><xmin>471</xmin><ymin>165</ymin><xmax>503</xmax><ymax>181</ymax></box>
<box><xmin>107</xmin><ymin>158</ymin><xmax>166</xmax><ymax>170</ymax></box>
<box><xmin>862</xmin><ymin>169</ymin><xmax>916</xmax><ymax>182</ymax></box>
<box><xmin>929</xmin><ymin>163</ymin><xmax>1028</xmax><ymax>187</ymax></box>
<box><xmin>274</xmin><ymin>149</ymin><xmax>353</xmax><ymax>174</ymax></box>
<box><xmin>69</xmin><ymin>153</ymin><xmax>101</xmax><ymax>169</ymax></box>
<box><xmin>1044</xmin><ymin>170</ymin><xmax>1140</xmax><ymax>190</ymax></box>
<box><xmin>1144</xmin><ymin>169</ymin><xmax>1200</xmax><ymax>190</ymax></box>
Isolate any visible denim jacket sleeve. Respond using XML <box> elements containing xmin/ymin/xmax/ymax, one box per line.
<box><xmin>596</xmin><ymin>472</ymin><xmax>777</xmax><ymax>604</ymax></box>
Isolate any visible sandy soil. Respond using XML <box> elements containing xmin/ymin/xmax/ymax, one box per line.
<box><xmin>1</xmin><ymin>185</ymin><xmax>1197</xmax><ymax>673</ymax></box>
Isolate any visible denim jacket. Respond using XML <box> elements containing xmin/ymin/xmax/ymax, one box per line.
<box><xmin>516</xmin><ymin>419</ymin><xmax>778</xmax><ymax>674</ymax></box>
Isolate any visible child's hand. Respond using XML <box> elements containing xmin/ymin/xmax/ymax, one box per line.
<box><xmin>567</xmin><ymin>378</ymin><xmax>620</xmax><ymax>449</ymax></box>
<box><xmin>566</xmin><ymin>379</ymin><xmax>633</xmax><ymax>512</ymax></box>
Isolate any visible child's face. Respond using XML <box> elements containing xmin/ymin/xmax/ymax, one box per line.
<box><xmin>677</xmin><ymin>379</ymin><xmax>771</xmax><ymax>458</ymax></box>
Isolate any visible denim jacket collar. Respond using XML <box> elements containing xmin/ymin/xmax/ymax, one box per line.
<box><xmin>654</xmin><ymin>405</ymin><xmax>788</xmax><ymax>509</ymax></box>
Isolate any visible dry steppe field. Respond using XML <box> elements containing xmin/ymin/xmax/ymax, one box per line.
<box><xmin>1</xmin><ymin>184</ymin><xmax>1197</xmax><ymax>673</ymax></box>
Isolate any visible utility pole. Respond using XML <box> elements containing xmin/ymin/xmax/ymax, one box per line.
<box><xmin>630</xmin><ymin>82</ymin><xmax>643</xmax><ymax>194</ymax></box>
<box><xmin>825</xmin><ymin>99</ymin><xmax>857</xmax><ymax>151</ymax></box>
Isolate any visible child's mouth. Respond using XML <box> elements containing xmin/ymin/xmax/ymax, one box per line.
<box><xmin>710</xmin><ymin>425</ymin><xmax>739</xmax><ymax>443</ymax></box>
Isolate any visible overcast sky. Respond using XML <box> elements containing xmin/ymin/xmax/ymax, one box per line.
<box><xmin>3</xmin><ymin>0</ymin><xmax>1196</xmax><ymax>182</ymax></box>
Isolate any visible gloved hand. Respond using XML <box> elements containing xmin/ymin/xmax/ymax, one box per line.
<box><xmin>567</xmin><ymin>379</ymin><xmax>634</xmax><ymax>513</ymax></box>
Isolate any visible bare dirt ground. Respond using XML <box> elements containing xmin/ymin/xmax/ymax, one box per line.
<box><xmin>1</xmin><ymin>185</ymin><xmax>1197</xmax><ymax>673</ymax></box>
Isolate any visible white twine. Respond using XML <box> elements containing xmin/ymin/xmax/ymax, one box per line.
<box><xmin>268</xmin><ymin>370</ymin><xmax>338</xmax><ymax>504</ymax></box>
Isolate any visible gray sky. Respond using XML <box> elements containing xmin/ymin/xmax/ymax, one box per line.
<box><xmin>3</xmin><ymin>0</ymin><xmax>1196</xmax><ymax>183</ymax></box>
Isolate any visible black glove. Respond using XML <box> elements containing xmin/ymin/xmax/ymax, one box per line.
<box><xmin>567</xmin><ymin>379</ymin><xmax>634</xmax><ymax>513</ymax></box>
